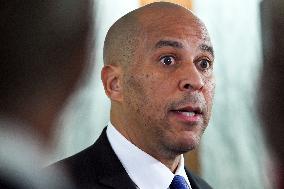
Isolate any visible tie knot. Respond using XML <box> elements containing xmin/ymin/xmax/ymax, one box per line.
<box><xmin>170</xmin><ymin>175</ymin><xmax>190</xmax><ymax>189</ymax></box>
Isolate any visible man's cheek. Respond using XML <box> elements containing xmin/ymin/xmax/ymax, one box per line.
<box><xmin>204</xmin><ymin>78</ymin><xmax>215</xmax><ymax>98</ymax></box>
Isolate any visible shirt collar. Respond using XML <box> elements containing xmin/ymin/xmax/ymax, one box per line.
<box><xmin>106</xmin><ymin>122</ymin><xmax>192</xmax><ymax>189</ymax></box>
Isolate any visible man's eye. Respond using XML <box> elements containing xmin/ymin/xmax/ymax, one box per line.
<box><xmin>197</xmin><ymin>59</ymin><xmax>211</xmax><ymax>70</ymax></box>
<box><xmin>160</xmin><ymin>56</ymin><xmax>175</xmax><ymax>65</ymax></box>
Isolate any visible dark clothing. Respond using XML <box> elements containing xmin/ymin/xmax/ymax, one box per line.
<box><xmin>51</xmin><ymin>128</ymin><xmax>212</xmax><ymax>189</ymax></box>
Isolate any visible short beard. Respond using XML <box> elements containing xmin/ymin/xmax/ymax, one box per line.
<box><xmin>165</xmin><ymin>134</ymin><xmax>201</xmax><ymax>157</ymax></box>
<box><xmin>152</xmin><ymin>120</ymin><xmax>203</xmax><ymax>160</ymax></box>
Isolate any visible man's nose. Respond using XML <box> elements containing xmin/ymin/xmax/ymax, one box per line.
<box><xmin>178</xmin><ymin>64</ymin><xmax>204</xmax><ymax>92</ymax></box>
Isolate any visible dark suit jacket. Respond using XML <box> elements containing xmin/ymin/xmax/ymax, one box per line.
<box><xmin>52</xmin><ymin>128</ymin><xmax>212</xmax><ymax>189</ymax></box>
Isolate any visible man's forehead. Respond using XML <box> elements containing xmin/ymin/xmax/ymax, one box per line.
<box><xmin>155</xmin><ymin>40</ymin><xmax>184</xmax><ymax>49</ymax></box>
<box><xmin>138</xmin><ymin>11</ymin><xmax>209</xmax><ymax>41</ymax></box>
<box><xmin>145</xmin><ymin>24</ymin><xmax>212</xmax><ymax>49</ymax></box>
<box><xmin>151</xmin><ymin>38</ymin><xmax>214</xmax><ymax>57</ymax></box>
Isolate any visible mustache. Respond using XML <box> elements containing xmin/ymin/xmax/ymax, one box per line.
<box><xmin>166</xmin><ymin>93</ymin><xmax>207</xmax><ymax>112</ymax></box>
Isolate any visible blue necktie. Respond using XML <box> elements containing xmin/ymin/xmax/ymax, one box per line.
<box><xmin>170</xmin><ymin>175</ymin><xmax>190</xmax><ymax>189</ymax></box>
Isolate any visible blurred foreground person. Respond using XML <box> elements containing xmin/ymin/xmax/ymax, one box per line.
<box><xmin>53</xmin><ymin>2</ymin><xmax>214</xmax><ymax>189</ymax></box>
<box><xmin>260</xmin><ymin>0</ymin><xmax>284</xmax><ymax>188</ymax></box>
<box><xmin>0</xmin><ymin>0</ymin><xmax>93</xmax><ymax>188</ymax></box>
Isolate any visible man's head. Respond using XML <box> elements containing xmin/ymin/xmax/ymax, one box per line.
<box><xmin>102</xmin><ymin>2</ymin><xmax>214</xmax><ymax>162</ymax></box>
<box><xmin>0</xmin><ymin>1</ymin><xmax>93</xmax><ymax>144</ymax></box>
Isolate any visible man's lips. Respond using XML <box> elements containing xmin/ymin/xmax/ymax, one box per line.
<box><xmin>169</xmin><ymin>106</ymin><xmax>203</xmax><ymax>122</ymax></box>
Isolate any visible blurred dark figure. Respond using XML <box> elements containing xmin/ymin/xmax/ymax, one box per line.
<box><xmin>0</xmin><ymin>0</ymin><xmax>94</xmax><ymax>188</ymax></box>
<box><xmin>260</xmin><ymin>0</ymin><xmax>284</xmax><ymax>188</ymax></box>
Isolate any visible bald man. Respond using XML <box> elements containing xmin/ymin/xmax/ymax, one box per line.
<box><xmin>0</xmin><ymin>1</ymin><xmax>93</xmax><ymax>188</ymax></box>
<box><xmin>53</xmin><ymin>2</ymin><xmax>214</xmax><ymax>189</ymax></box>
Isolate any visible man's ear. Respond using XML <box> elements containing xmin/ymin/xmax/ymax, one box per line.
<box><xmin>101</xmin><ymin>64</ymin><xmax>123</xmax><ymax>102</ymax></box>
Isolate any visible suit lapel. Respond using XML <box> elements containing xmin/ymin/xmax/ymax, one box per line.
<box><xmin>185</xmin><ymin>168</ymin><xmax>202</xmax><ymax>189</ymax></box>
<box><xmin>94</xmin><ymin>127</ymin><xmax>137</xmax><ymax>189</ymax></box>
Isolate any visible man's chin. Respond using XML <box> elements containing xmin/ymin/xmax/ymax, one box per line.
<box><xmin>169</xmin><ymin>137</ymin><xmax>200</xmax><ymax>155</ymax></box>
<box><xmin>180</xmin><ymin>140</ymin><xmax>199</xmax><ymax>152</ymax></box>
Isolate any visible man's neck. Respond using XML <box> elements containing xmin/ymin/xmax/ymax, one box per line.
<box><xmin>158</xmin><ymin>155</ymin><xmax>181</xmax><ymax>173</ymax></box>
<box><xmin>109</xmin><ymin>119</ymin><xmax>182</xmax><ymax>173</ymax></box>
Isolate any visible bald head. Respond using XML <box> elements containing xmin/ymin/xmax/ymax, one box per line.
<box><xmin>103</xmin><ymin>5</ymin><xmax>141</xmax><ymax>68</ymax></box>
<box><xmin>103</xmin><ymin>2</ymin><xmax>205</xmax><ymax>68</ymax></box>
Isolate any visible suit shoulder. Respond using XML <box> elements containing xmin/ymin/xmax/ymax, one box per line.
<box><xmin>185</xmin><ymin>168</ymin><xmax>213</xmax><ymax>189</ymax></box>
<box><xmin>54</xmin><ymin>144</ymin><xmax>99</xmax><ymax>169</ymax></box>
<box><xmin>192</xmin><ymin>174</ymin><xmax>212</xmax><ymax>189</ymax></box>
<box><xmin>46</xmin><ymin>144</ymin><xmax>101</xmax><ymax>185</ymax></box>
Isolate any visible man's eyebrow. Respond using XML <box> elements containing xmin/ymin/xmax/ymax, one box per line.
<box><xmin>200</xmin><ymin>44</ymin><xmax>214</xmax><ymax>57</ymax></box>
<box><xmin>155</xmin><ymin>40</ymin><xmax>184</xmax><ymax>49</ymax></box>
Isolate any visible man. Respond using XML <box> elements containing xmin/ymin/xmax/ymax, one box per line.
<box><xmin>0</xmin><ymin>1</ymin><xmax>93</xmax><ymax>188</ymax></box>
<box><xmin>53</xmin><ymin>2</ymin><xmax>214</xmax><ymax>189</ymax></box>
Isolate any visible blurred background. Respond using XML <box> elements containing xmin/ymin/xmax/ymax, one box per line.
<box><xmin>49</xmin><ymin>0</ymin><xmax>273</xmax><ymax>188</ymax></box>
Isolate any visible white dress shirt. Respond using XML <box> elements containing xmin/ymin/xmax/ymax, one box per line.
<box><xmin>106</xmin><ymin>122</ymin><xmax>192</xmax><ymax>189</ymax></box>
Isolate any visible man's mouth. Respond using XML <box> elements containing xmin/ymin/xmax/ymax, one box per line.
<box><xmin>175</xmin><ymin>111</ymin><xmax>197</xmax><ymax>117</ymax></box>
<box><xmin>172</xmin><ymin>106</ymin><xmax>202</xmax><ymax>114</ymax></box>
<box><xmin>170</xmin><ymin>106</ymin><xmax>203</xmax><ymax>122</ymax></box>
